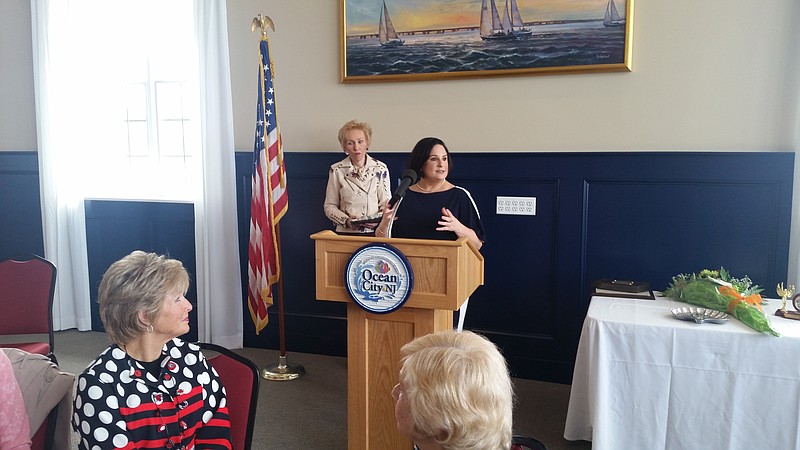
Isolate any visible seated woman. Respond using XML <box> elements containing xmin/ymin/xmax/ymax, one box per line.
<box><xmin>324</xmin><ymin>119</ymin><xmax>391</xmax><ymax>234</ymax></box>
<box><xmin>0</xmin><ymin>349</ymin><xmax>31</xmax><ymax>450</ymax></box>
<box><xmin>392</xmin><ymin>330</ymin><xmax>514</xmax><ymax>450</ymax></box>
<box><xmin>73</xmin><ymin>251</ymin><xmax>231</xmax><ymax>449</ymax></box>
<box><xmin>376</xmin><ymin>137</ymin><xmax>484</xmax><ymax>250</ymax></box>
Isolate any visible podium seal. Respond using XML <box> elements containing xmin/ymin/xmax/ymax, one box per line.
<box><xmin>345</xmin><ymin>243</ymin><xmax>414</xmax><ymax>314</ymax></box>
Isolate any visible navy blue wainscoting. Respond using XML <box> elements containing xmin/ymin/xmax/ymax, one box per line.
<box><xmin>84</xmin><ymin>200</ymin><xmax>198</xmax><ymax>343</ymax></box>
<box><xmin>235</xmin><ymin>151</ymin><xmax>794</xmax><ymax>383</ymax></box>
<box><xmin>0</xmin><ymin>152</ymin><xmax>44</xmax><ymax>259</ymax></box>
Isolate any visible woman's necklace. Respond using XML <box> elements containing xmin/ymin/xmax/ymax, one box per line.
<box><xmin>416</xmin><ymin>179</ymin><xmax>446</xmax><ymax>192</ymax></box>
<box><xmin>153</xmin><ymin>392</ymin><xmax>187</xmax><ymax>449</ymax></box>
<box><xmin>349</xmin><ymin>157</ymin><xmax>367</xmax><ymax>180</ymax></box>
<box><xmin>350</xmin><ymin>154</ymin><xmax>367</xmax><ymax>170</ymax></box>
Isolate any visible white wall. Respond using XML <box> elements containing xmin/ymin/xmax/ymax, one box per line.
<box><xmin>228</xmin><ymin>0</ymin><xmax>800</xmax><ymax>153</ymax></box>
<box><xmin>0</xmin><ymin>0</ymin><xmax>37</xmax><ymax>150</ymax></box>
<box><xmin>3</xmin><ymin>0</ymin><xmax>800</xmax><ymax>285</ymax></box>
<box><xmin>2</xmin><ymin>0</ymin><xmax>798</xmax><ymax>153</ymax></box>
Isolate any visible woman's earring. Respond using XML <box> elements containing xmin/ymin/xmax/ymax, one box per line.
<box><xmin>147</xmin><ymin>324</ymin><xmax>154</xmax><ymax>333</ymax></box>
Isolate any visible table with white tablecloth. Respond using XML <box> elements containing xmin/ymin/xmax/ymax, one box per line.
<box><xmin>564</xmin><ymin>295</ymin><xmax>800</xmax><ymax>450</ymax></box>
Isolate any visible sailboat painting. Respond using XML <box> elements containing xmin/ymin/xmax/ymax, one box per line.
<box><xmin>378</xmin><ymin>1</ymin><xmax>404</xmax><ymax>47</ymax></box>
<box><xmin>479</xmin><ymin>0</ymin><xmax>532</xmax><ymax>40</ymax></box>
<box><xmin>509</xmin><ymin>0</ymin><xmax>533</xmax><ymax>38</ymax></box>
<box><xmin>342</xmin><ymin>0</ymin><xmax>633</xmax><ymax>82</ymax></box>
<box><xmin>479</xmin><ymin>0</ymin><xmax>514</xmax><ymax>40</ymax></box>
<box><xmin>603</xmin><ymin>0</ymin><xmax>625</xmax><ymax>27</ymax></box>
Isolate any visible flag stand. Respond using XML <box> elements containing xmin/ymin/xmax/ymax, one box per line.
<box><xmin>261</xmin><ymin>225</ymin><xmax>305</xmax><ymax>381</ymax></box>
<box><xmin>250</xmin><ymin>14</ymin><xmax>304</xmax><ymax>382</ymax></box>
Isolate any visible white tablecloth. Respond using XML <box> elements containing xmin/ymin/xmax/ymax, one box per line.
<box><xmin>564</xmin><ymin>295</ymin><xmax>800</xmax><ymax>450</ymax></box>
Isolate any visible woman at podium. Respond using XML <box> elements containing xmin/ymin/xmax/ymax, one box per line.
<box><xmin>376</xmin><ymin>137</ymin><xmax>485</xmax><ymax>250</ymax></box>
<box><xmin>324</xmin><ymin>120</ymin><xmax>391</xmax><ymax>234</ymax></box>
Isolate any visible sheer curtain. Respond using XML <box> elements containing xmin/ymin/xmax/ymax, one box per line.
<box><xmin>792</xmin><ymin>114</ymin><xmax>800</xmax><ymax>288</ymax></box>
<box><xmin>31</xmin><ymin>0</ymin><xmax>96</xmax><ymax>332</ymax></box>
<box><xmin>193</xmin><ymin>0</ymin><xmax>243</xmax><ymax>347</ymax></box>
<box><xmin>30</xmin><ymin>0</ymin><xmax>242</xmax><ymax>346</ymax></box>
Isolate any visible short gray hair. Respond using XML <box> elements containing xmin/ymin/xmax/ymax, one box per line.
<box><xmin>98</xmin><ymin>251</ymin><xmax>189</xmax><ymax>345</ymax></box>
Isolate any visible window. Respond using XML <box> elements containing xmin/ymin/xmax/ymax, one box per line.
<box><xmin>66</xmin><ymin>0</ymin><xmax>200</xmax><ymax>201</ymax></box>
<box><xmin>120</xmin><ymin>66</ymin><xmax>200</xmax><ymax>196</ymax></box>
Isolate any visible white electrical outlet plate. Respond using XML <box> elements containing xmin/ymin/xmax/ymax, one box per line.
<box><xmin>496</xmin><ymin>196</ymin><xmax>536</xmax><ymax>215</ymax></box>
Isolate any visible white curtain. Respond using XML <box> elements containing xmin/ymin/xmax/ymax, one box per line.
<box><xmin>30</xmin><ymin>0</ymin><xmax>243</xmax><ymax>346</ymax></box>
<box><xmin>193</xmin><ymin>0</ymin><xmax>243</xmax><ymax>347</ymax></box>
<box><xmin>31</xmin><ymin>0</ymin><xmax>93</xmax><ymax>331</ymax></box>
<box><xmin>791</xmin><ymin>113</ymin><xmax>800</xmax><ymax>288</ymax></box>
<box><xmin>782</xmin><ymin>12</ymin><xmax>800</xmax><ymax>290</ymax></box>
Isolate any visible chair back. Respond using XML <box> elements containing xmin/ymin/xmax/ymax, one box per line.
<box><xmin>511</xmin><ymin>435</ymin><xmax>548</xmax><ymax>450</ymax></box>
<box><xmin>30</xmin><ymin>406</ymin><xmax>59</xmax><ymax>450</ymax></box>
<box><xmin>199</xmin><ymin>342</ymin><xmax>260</xmax><ymax>450</ymax></box>
<box><xmin>0</xmin><ymin>255</ymin><xmax>57</xmax><ymax>360</ymax></box>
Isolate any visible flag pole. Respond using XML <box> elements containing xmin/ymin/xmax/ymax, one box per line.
<box><xmin>250</xmin><ymin>14</ymin><xmax>304</xmax><ymax>381</ymax></box>
<box><xmin>261</xmin><ymin>225</ymin><xmax>305</xmax><ymax>381</ymax></box>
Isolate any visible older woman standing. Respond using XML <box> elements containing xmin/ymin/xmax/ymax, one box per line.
<box><xmin>324</xmin><ymin>119</ymin><xmax>391</xmax><ymax>234</ymax></box>
<box><xmin>377</xmin><ymin>137</ymin><xmax>485</xmax><ymax>250</ymax></box>
<box><xmin>73</xmin><ymin>251</ymin><xmax>231</xmax><ymax>450</ymax></box>
<box><xmin>392</xmin><ymin>330</ymin><xmax>514</xmax><ymax>450</ymax></box>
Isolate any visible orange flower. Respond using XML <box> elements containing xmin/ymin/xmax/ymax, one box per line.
<box><xmin>744</xmin><ymin>294</ymin><xmax>764</xmax><ymax>312</ymax></box>
<box><xmin>718</xmin><ymin>285</ymin><xmax>740</xmax><ymax>300</ymax></box>
<box><xmin>719</xmin><ymin>285</ymin><xmax>763</xmax><ymax>312</ymax></box>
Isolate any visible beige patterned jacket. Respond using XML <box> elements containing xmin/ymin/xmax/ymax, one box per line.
<box><xmin>324</xmin><ymin>155</ymin><xmax>391</xmax><ymax>233</ymax></box>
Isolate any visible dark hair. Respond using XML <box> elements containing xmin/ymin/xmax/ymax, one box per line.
<box><xmin>406</xmin><ymin>137</ymin><xmax>451</xmax><ymax>180</ymax></box>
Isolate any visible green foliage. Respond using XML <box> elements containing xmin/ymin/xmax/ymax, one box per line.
<box><xmin>664</xmin><ymin>267</ymin><xmax>762</xmax><ymax>298</ymax></box>
<box><xmin>663</xmin><ymin>267</ymin><xmax>777</xmax><ymax>336</ymax></box>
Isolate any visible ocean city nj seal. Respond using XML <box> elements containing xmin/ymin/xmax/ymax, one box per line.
<box><xmin>344</xmin><ymin>243</ymin><xmax>414</xmax><ymax>314</ymax></box>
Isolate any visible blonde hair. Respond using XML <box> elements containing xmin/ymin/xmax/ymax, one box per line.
<box><xmin>337</xmin><ymin>119</ymin><xmax>372</xmax><ymax>148</ymax></box>
<box><xmin>98</xmin><ymin>251</ymin><xmax>190</xmax><ymax>346</ymax></box>
<box><xmin>399</xmin><ymin>330</ymin><xmax>514</xmax><ymax>450</ymax></box>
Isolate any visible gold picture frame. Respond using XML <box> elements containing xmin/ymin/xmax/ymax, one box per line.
<box><xmin>341</xmin><ymin>0</ymin><xmax>634</xmax><ymax>83</ymax></box>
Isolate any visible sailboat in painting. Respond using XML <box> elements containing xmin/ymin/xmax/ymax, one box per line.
<box><xmin>509</xmin><ymin>0</ymin><xmax>532</xmax><ymax>38</ymax></box>
<box><xmin>603</xmin><ymin>0</ymin><xmax>625</xmax><ymax>27</ymax></box>
<box><xmin>378</xmin><ymin>1</ymin><xmax>404</xmax><ymax>47</ymax></box>
<box><xmin>480</xmin><ymin>0</ymin><xmax>515</xmax><ymax>40</ymax></box>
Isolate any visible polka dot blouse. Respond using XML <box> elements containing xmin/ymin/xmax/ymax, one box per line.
<box><xmin>73</xmin><ymin>338</ymin><xmax>232</xmax><ymax>449</ymax></box>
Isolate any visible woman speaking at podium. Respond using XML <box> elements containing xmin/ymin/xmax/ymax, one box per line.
<box><xmin>376</xmin><ymin>137</ymin><xmax>484</xmax><ymax>250</ymax></box>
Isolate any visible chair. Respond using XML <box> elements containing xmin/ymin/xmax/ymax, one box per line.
<box><xmin>198</xmin><ymin>342</ymin><xmax>260</xmax><ymax>450</ymax></box>
<box><xmin>30</xmin><ymin>410</ymin><xmax>57</xmax><ymax>450</ymax></box>
<box><xmin>0</xmin><ymin>255</ymin><xmax>57</xmax><ymax>362</ymax></box>
<box><xmin>511</xmin><ymin>435</ymin><xmax>548</xmax><ymax>450</ymax></box>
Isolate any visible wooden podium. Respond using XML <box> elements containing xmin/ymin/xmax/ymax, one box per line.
<box><xmin>311</xmin><ymin>230</ymin><xmax>484</xmax><ymax>449</ymax></box>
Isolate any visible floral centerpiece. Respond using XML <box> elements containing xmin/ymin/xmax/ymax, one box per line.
<box><xmin>663</xmin><ymin>268</ymin><xmax>779</xmax><ymax>336</ymax></box>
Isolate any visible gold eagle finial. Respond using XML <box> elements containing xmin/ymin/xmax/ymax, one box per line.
<box><xmin>251</xmin><ymin>14</ymin><xmax>275</xmax><ymax>37</ymax></box>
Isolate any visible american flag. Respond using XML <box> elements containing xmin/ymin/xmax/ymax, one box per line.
<box><xmin>248</xmin><ymin>37</ymin><xmax>288</xmax><ymax>335</ymax></box>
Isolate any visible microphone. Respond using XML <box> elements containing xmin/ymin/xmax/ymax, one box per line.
<box><xmin>389</xmin><ymin>169</ymin><xmax>418</xmax><ymax>207</ymax></box>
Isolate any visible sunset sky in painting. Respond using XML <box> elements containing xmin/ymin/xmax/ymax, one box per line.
<box><xmin>345</xmin><ymin>0</ymin><xmax>626</xmax><ymax>35</ymax></box>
